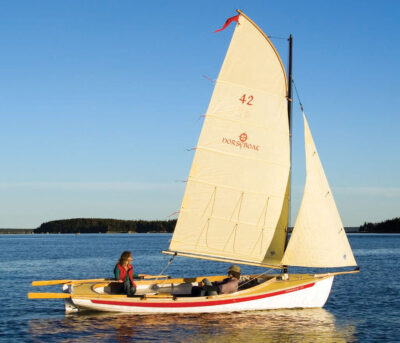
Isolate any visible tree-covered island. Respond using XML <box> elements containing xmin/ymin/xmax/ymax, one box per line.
<box><xmin>359</xmin><ymin>217</ymin><xmax>400</xmax><ymax>233</ymax></box>
<box><xmin>34</xmin><ymin>218</ymin><xmax>177</xmax><ymax>234</ymax></box>
<box><xmin>34</xmin><ymin>217</ymin><xmax>400</xmax><ymax>234</ymax></box>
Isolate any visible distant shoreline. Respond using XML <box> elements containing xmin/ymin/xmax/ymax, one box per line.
<box><xmin>0</xmin><ymin>229</ymin><xmax>35</xmax><ymax>234</ymax></box>
<box><xmin>1</xmin><ymin>217</ymin><xmax>399</xmax><ymax>234</ymax></box>
<box><xmin>0</xmin><ymin>227</ymin><xmax>395</xmax><ymax>235</ymax></box>
<box><xmin>2</xmin><ymin>230</ymin><xmax>400</xmax><ymax>235</ymax></box>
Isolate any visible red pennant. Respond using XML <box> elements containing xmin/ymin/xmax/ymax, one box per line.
<box><xmin>213</xmin><ymin>14</ymin><xmax>239</xmax><ymax>33</ymax></box>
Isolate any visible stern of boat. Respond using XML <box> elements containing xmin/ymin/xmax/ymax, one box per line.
<box><xmin>62</xmin><ymin>283</ymin><xmax>79</xmax><ymax>313</ymax></box>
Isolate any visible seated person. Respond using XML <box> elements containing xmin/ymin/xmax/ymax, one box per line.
<box><xmin>191</xmin><ymin>265</ymin><xmax>241</xmax><ymax>296</ymax></box>
<box><xmin>113</xmin><ymin>251</ymin><xmax>143</xmax><ymax>296</ymax></box>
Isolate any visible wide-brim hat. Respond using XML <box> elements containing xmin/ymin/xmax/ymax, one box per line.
<box><xmin>228</xmin><ymin>265</ymin><xmax>241</xmax><ymax>274</ymax></box>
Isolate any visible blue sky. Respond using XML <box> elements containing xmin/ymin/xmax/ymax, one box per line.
<box><xmin>0</xmin><ymin>1</ymin><xmax>399</xmax><ymax>228</ymax></box>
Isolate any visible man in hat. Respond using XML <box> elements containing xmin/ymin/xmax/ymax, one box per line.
<box><xmin>191</xmin><ymin>265</ymin><xmax>241</xmax><ymax>296</ymax></box>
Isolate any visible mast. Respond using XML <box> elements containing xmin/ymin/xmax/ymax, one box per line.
<box><xmin>288</xmin><ymin>34</ymin><xmax>293</xmax><ymax>134</ymax></box>
<box><xmin>283</xmin><ymin>34</ymin><xmax>293</xmax><ymax>272</ymax></box>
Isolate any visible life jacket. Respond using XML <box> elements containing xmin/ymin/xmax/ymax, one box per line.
<box><xmin>116</xmin><ymin>264</ymin><xmax>136</xmax><ymax>288</ymax></box>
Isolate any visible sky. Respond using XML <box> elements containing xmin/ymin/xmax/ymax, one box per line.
<box><xmin>0</xmin><ymin>0</ymin><xmax>399</xmax><ymax>228</ymax></box>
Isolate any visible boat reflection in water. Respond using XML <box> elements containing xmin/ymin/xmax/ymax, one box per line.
<box><xmin>28</xmin><ymin>308</ymin><xmax>356</xmax><ymax>342</ymax></box>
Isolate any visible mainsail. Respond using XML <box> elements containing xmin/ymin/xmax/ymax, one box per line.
<box><xmin>281</xmin><ymin>113</ymin><xmax>357</xmax><ymax>267</ymax></box>
<box><xmin>166</xmin><ymin>11</ymin><xmax>290</xmax><ymax>267</ymax></box>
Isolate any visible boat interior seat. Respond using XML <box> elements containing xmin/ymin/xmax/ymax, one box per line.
<box><xmin>238</xmin><ymin>275</ymin><xmax>275</xmax><ymax>290</ymax></box>
<box><xmin>238</xmin><ymin>277</ymin><xmax>259</xmax><ymax>290</ymax></box>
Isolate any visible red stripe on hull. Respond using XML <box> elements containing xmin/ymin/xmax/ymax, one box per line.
<box><xmin>90</xmin><ymin>282</ymin><xmax>315</xmax><ymax>308</ymax></box>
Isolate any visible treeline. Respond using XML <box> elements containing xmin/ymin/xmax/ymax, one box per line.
<box><xmin>359</xmin><ymin>217</ymin><xmax>400</xmax><ymax>233</ymax></box>
<box><xmin>35</xmin><ymin>218</ymin><xmax>177</xmax><ymax>234</ymax></box>
<box><xmin>0</xmin><ymin>229</ymin><xmax>34</xmax><ymax>234</ymax></box>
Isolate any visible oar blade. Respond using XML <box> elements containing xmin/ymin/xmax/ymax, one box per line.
<box><xmin>28</xmin><ymin>292</ymin><xmax>71</xmax><ymax>299</ymax></box>
<box><xmin>32</xmin><ymin>280</ymin><xmax>71</xmax><ymax>286</ymax></box>
<box><xmin>32</xmin><ymin>278</ymin><xmax>110</xmax><ymax>286</ymax></box>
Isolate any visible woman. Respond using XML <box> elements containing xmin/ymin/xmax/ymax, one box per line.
<box><xmin>114</xmin><ymin>251</ymin><xmax>140</xmax><ymax>296</ymax></box>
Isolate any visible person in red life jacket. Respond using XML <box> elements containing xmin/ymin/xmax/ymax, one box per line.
<box><xmin>114</xmin><ymin>251</ymin><xmax>143</xmax><ymax>296</ymax></box>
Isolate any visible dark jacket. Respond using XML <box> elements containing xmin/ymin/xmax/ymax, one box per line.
<box><xmin>217</xmin><ymin>277</ymin><xmax>239</xmax><ymax>294</ymax></box>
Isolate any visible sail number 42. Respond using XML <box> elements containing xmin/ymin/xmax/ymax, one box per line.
<box><xmin>239</xmin><ymin>94</ymin><xmax>254</xmax><ymax>105</ymax></box>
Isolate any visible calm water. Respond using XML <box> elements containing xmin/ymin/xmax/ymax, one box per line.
<box><xmin>0</xmin><ymin>234</ymin><xmax>399</xmax><ymax>342</ymax></box>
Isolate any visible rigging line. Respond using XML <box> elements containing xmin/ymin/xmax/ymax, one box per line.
<box><xmin>202</xmin><ymin>75</ymin><xmax>216</xmax><ymax>83</ymax></box>
<box><xmin>292</xmin><ymin>79</ymin><xmax>304</xmax><ymax>112</ymax></box>
<box><xmin>238</xmin><ymin>268</ymin><xmax>275</xmax><ymax>290</ymax></box>
<box><xmin>167</xmin><ymin>211</ymin><xmax>179</xmax><ymax>218</ymax></box>
<box><xmin>267</xmin><ymin>35</ymin><xmax>287</xmax><ymax>40</ymax></box>
<box><xmin>155</xmin><ymin>252</ymin><xmax>177</xmax><ymax>282</ymax></box>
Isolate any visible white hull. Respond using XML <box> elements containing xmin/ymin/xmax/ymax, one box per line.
<box><xmin>69</xmin><ymin>276</ymin><xmax>334</xmax><ymax>314</ymax></box>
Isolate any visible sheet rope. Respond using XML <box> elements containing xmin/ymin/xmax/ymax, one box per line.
<box><xmin>238</xmin><ymin>268</ymin><xmax>275</xmax><ymax>290</ymax></box>
<box><xmin>155</xmin><ymin>252</ymin><xmax>177</xmax><ymax>282</ymax></box>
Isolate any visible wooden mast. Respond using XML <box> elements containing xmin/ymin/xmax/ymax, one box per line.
<box><xmin>287</xmin><ymin>34</ymin><xmax>293</xmax><ymax>231</ymax></box>
<box><xmin>288</xmin><ymin>35</ymin><xmax>293</xmax><ymax>134</ymax></box>
<box><xmin>283</xmin><ymin>34</ymin><xmax>293</xmax><ymax>272</ymax></box>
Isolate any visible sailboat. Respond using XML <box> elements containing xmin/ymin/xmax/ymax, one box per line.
<box><xmin>28</xmin><ymin>10</ymin><xmax>359</xmax><ymax>313</ymax></box>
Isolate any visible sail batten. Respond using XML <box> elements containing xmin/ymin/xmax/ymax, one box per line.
<box><xmin>281</xmin><ymin>114</ymin><xmax>357</xmax><ymax>268</ymax></box>
<box><xmin>193</xmin><ymin>147</ymin><xmax>290</xmax><ymax>168</ymax></box>
<box><xmin>168</xmin><ymin>13</ymin><xmax>290</xmax><ymax>265</ymax></box>
<box><xmin>188</xmin><ymin>175</ymin><xmax>290</xmax><ymax>195</ymax></box>
<box><xmin>200</xmin><ymin>115</ymin><xmax>289</xmax><ymax>133</ymax></box>
<box><xmin>173</xmin><ymin>212</ymin><xmax>279</xmax><ymax>229</ymax></box>
<box><xmin>214</xmin><ymin>79</ymin><xmax>288</xmax><ymax>98</ymax></box>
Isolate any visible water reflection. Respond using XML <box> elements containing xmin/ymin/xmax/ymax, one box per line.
<box><xmin>28</xmin><ymin>309</ymin><xmax>356</xmax><ymax>342</ymax></box>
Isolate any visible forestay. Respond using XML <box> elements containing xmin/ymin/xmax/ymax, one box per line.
<box><xmin>281</xmin><ymin>114</ymin><xmax>357</xmax><ymax>267</ymax></box>
<box><xmin>167</xmin><ymin>11</ymin><xmax>290</xmax><ymax>267</ymax></box>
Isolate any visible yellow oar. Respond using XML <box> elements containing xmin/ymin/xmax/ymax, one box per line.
<box><xmin>32</xmin><ymin>275</ymin><xmax>169</xmax><ymax>287</ymax></box>
<box><xmin>32</xmin><ymin>278</ymin><xmax>109</xmax><ymax>286</ymax></box>
<box><xmin>28</xmin><ymin>292</ymin><xmax>71</xmax><ymax>299</ymax></box>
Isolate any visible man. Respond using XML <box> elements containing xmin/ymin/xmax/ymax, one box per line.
<box><xmin>191</xmin><ymin>265</ymin><xmax>241</xmax><ymax>296</ymax></box>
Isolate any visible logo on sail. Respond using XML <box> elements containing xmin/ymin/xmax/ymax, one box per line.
<box><xmin>239</xmin><ymin>133</ymin><xmax>247</xmax><ymax>142</ymax></box>
<box><xmin>222</xmin><ymin>133</ymin><xmax>260</xmax><ymax>151</ymax></box>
